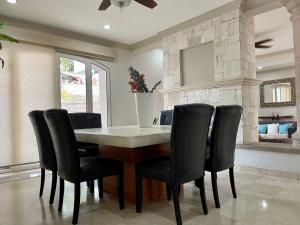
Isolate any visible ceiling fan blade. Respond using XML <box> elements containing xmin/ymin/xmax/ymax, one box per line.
<box><xmin>99</xmin><ymin>0</ymin><xmax>111</xmax><ymax>10</ymax></box>
<box><xmin>255</xmin><ymin>39</ymin><xmax>274</xmax><ymax>48</ymax></box>
<box><xmin>256</xmin><ymin>45</ymin><xmax>272</xmax><ymax>49</ymax></box>
<box><xmin>256</xmin><ymin>39</ymin><xmax>273</xmax><ymax>45</ymax></box>
<box><xmin>134</xmin><ymin>0</ymin><xmax>157</xmax><ymax>9</ymax></box>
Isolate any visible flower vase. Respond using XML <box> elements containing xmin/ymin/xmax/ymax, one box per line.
<box><xmin>135</xmin><ymin>93</ymin><xmax>153</xmax><ymax>128</ymax></box>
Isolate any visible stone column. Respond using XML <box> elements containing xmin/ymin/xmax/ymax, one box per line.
<box><xmin>280</xmin><ymin>0</ymin><xmax>300</xmax><ymax>147</ymax></box>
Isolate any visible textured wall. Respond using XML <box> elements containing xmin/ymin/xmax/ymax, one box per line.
<box><xmin>161</xmin><ymin>8</ymin><xmax>258</xmax><ymax>144</ymax></box>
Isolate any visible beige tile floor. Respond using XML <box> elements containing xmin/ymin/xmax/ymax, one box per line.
<box><xmin>0</xmin><ymin>170</ymin><xmax>299</xmax><ymax>225</ymax></box>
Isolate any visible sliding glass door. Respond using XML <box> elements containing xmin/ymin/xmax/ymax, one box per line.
<box><xmin>59</xmin><ymin>57</ymin><xmax>87</xmax><ymax>112</ymax></box>
<box><xmin>92</xmin><ymin>64</ymin><xmax>108</xmax><ymax>126</ymax></box>
<box><xmin>57</xmin><ymin>53</ymin><xmax>110</xmax><ymax>127</ymax></box>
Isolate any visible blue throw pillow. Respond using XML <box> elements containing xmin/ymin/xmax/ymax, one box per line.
<box><xmin>279</xmin><ymin>124</ymin><xmax>290</xmax><ymax>134</ymax></box>
<box><xmin>258</xmin><ymin>124</ymin><xmax>267</xmax><ymax>134</ymax></box>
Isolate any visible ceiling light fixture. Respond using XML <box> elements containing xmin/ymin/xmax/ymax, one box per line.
<box><xmin>7</xmin><ymin>0</ymin><xmax>17</xmax><ymax>4</ymax></box>
<box><xmin>111</xmin><ymin>0</ymin><xmax>132</xmax><ymax>9</ymax></box>
<box><xmin>258</xmin><ymin>66</ymin><xmax>263</xmax><ymax>70</ymax></box>
<box><xmin>104</xmin><ymin>24</ymin><xmax>112</xmax><ymax>30</ymax></box>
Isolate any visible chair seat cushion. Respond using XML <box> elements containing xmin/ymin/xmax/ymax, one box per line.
<box><xmin>78</xmin><ymin>148</ymin><xmax>99</xmax><ymax>157</ymax></box>
<box><xmin>77</xmin><ymin>142</ymin><xmax>100</xmax><ymax>157</ymax></box>
<box><xmin>135</xmin><ymin>156</ymin><xmax>171</xmax><ymax>182</ymax></box>
<box><xmin>80</xmin><ymin>157</ymin><xmax>123</xmax><ymax>181</ymax></box>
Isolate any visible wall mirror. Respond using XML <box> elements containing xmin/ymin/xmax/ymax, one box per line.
<box><xmin>260</xmin><ymin>77</ymin><xmax>296</xmax><ymax>107</ymax></box>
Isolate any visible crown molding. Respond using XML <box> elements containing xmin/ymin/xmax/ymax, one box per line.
<box><xmin>157</xmin><ymin>0</ymin><xmax>242</xmax><ymax>39</ymax></box>
<box><xmin>256</xmin><ymin>48</ymin><xmax>295</xmax><ymax>59</ymax></box>
<box><xmin>0</xmin><ymin>15</ymin><xmax>131</xmax><ymax>50</ymax></box>
<box><xmin>131</xmin><ymin>0</ymin><xmax>243</xmax><ymax>53</ymax></box>
<box><xmin>131</xmin><ymin>35</ymin><xmax>162</xmax><ymax>54</ymax></box>
<box><xmin>257</xmin><ymin>63</ymin><xmax>295</xmax><ymax>72</ymax></box>
<box><xmin>0</xmin><ymin>0</ymin><xmax>286</xmax><ymax>55</ymax></box>
<box><xmin>159</xmin><ymin>78</ymin><xmax>262</xmax><ymax>94</ymax></box>
<box><xmin>132</xmin><ymin>0</ymin><xmax>285</xmax><ymax>51</ymax></box>
<box><xmin>243</xmin><ymin>0</ymin><xmax>282</xmax><ymax>16</ymax></box>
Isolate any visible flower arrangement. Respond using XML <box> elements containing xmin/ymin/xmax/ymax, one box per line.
<box><xmin>128</xmin><ymin>66</ymin><xmax>161</xmax><ymax>93</ymax></box>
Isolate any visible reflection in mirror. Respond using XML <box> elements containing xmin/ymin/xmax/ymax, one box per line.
<box><xmin>260</xmin><ymin>78</ymin><xmax>295</xmax><ymax>107</ymax></box>
<box><xmin>264</xmin><ymin>83</ymin><xmax>292</xmax><ymax>103</ymax></box>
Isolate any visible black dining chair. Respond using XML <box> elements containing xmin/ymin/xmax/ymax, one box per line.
<box><xmin>69</xmin><ymin>113</ymin><xmax>102</xmax><ymax>194</ymax></box>
<box><xmin>29</xmin><ymin>111</ymin><xmax>57</xmax><ymax>205</ymax></box>
<box><xmin>135</xmin><ymin>104</ymin><xmax>214</xmax><ymax>225</ymax></box>
<box><xmin>69</xmin><ymin>113</ymin><xmax>101</xmax><ymax>157</ymax></box>
<box><xmin>159</xmin><ymin>110</ymin><xmax>174</xmax><ymax>200</ymax></box>
<box><xmin>205</xmin><ymin>105</ymin><xmax>243</xmax><ymax>208</ymax></box>
<box><xmin>160</xmin><ymin>110</ymin><xmax>174</xmax><ymax>125</ymax></box>
<box><xmin>44</xmin><ymin>109</ymin><xmax>124</xmax><ymax>224</ymax></box>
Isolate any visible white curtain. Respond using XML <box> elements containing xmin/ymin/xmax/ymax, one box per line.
<box><xmin>0</xmin><ymin>43</ymin><xmax>56</xmax><ymax>167</ymax></box>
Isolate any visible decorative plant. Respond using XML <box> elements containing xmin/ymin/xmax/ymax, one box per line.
<box><xmin>0</xmin><ymin>20</ymin><xmax>19</xmax><ymax>68</ymax></box>
<box><xmin>128</xmin><ymin>66</ymin><xmax>161</xmax><ymax>93</ymax></box>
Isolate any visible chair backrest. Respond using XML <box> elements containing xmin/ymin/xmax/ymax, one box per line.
<box><xmin>69</xmin><ymin>113</ymin><xmax>102</xmax><ymax>129</ymax></box>
<box><xmin>160</xmin><ymin>110</ymin><xmax>173</xmax><ymax>125</ymax></box>
<box><xmin>209</xmin><ymin>105</ymin><xmax>243</xmax><ymax>172</ymax></box>
<box><xmin>44</xmin><ymin>109</ymin><xmax>80</xmax><ymax>182</ymax></box>
<box><xmin>170</xmin><ymin>104</ymin><xmax>214</xmax><ymax>185</ymax></box>
<box><xmin>28</xmin><ymin>111</ymin><xmax>57</xmax><ymax>171</ymax></box>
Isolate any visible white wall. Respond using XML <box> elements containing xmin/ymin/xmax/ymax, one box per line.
<box><xmin>236</xmin><ymin>148</ymin><xmax>300</xmax><ymax>174</ymax></box>
<box><xmin>257</xmin><ymin>67</ymin><xmax>296</xmax><ymax>118</ymax></box>
<box><xmin>98</xmin><ymin>48</ymin><xmax>164</xmax><ymax>126</ymax></box>
<box><xmin>257</xmin><ymin>67</ymin><xmax>295</xmax><ymax>81</ymax></box>
<box><xmin>99</xmin><ymin>49</ymin><xmax>137</xmax><ymax>126</ymax></box>
<box><xmin>131</xmin><ymin>49</ymin><xmax>164</xmax><ymax>119</ymax></box>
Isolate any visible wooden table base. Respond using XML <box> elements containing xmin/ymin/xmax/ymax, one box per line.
<box><xmin>100</xmin><ymin>144</ymin><xmax>170</xmax><ymax>204</ymax></box>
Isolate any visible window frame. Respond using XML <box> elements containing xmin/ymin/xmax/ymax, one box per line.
<box><xmin>56</xmin><ymin>52</ymin><xmax>112</xmax><ymax>126</ymax></box>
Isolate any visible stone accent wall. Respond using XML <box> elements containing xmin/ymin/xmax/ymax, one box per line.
<box><xmin>161</xmin><ymin>8</ymin><xmax>258</xmax><ymax>144</ymax></box>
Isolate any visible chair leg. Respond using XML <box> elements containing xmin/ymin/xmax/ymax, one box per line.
<box><xmin>166</xmin><ymin>183</ymin><xmax>172</xmax><ymax>200</ymax></box>
<box><xmin>89</xmin><ymin>180</ymin><xmax>94</xmax><ymax>193</ymax></box>
<box><xmin>229</xmin><ymin>167</ymin><xmax>237</xmax><ymax>199</ymax></box>
<box><xmin>211</xmin><ymin>172</ymin><xmax>220</xmax><ymax>208</ymax></box>
<box><xmin>49</xmin><ymin>171</ymin><xmax>57</xmax><ymax>205</ymax></box>
<box><xmin>58</xmin><ymin>178</ymin><xmax>64</xmax><ymax>212</ymax></box>
<box><xmin>198</xmin><ymin>177</ymin><xmax>208</xmax><ymax>215</ymax></box>
<box><xmin>39</xmin><ymin>168</ymin><xmax>45</xmax><ymax>197</ymax></box>
<box><xmin>97</xmin><ymin>178</ymin><xmax>104</xmax><ymax>199</ymax></box>
<box><xmin>72</xmin><ymin>183</ymin><xmax>81</xmax><ymax>225</ymax></box>
<box><xmin>135</xmin><ymin>175</ymin><xmax>143</xmax><ymax>213</ymax></box>
<box><xmin>117</xmin><ymin>174</ymin><xmax>125</xmax><ymax>209</ymax></box>
<box><xmin>172</xmin><ymin>185</ymin><xmax>182</xmax><ymax>225</ymax></box>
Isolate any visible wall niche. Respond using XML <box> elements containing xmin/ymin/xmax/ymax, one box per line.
<box><xmin>181</xmin><ymin>41</ymin><xmax>215</xmax><ymax>86</ymax></box>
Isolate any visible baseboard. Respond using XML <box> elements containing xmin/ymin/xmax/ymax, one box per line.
<box><xmin>236</xmin><ymin>165</ymin><xmax>300</xmax><ymax>180</ymax></box>
<box><xmin>0</xmin><ymin>162</ymin><xmax>40</xmax><ymax>174</ymax></box>
<box><xmin>0</xmin><ymin>162</ymin><xmax>42</xmax><ymax>183</ymax></box>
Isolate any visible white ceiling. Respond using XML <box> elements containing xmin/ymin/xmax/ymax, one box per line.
<box><xmin>254</xmin><ymin>7</ymin><xmax>294</xmax><ymax>71</ymax></box>
<box><xmin>0</xmin><ymin>0</ymin><xmax>234</xmax><ymax>45</ymax></box>
<box><xmin>255</xmin><ymin>7</ymin><xmax>293</xmax><ymax>56</ymax></box>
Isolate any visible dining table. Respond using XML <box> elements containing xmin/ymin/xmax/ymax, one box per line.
<box><xmin>75</xmin><ymin>125</ymin><xmax>172</xmax><ymax>204</ymax></box>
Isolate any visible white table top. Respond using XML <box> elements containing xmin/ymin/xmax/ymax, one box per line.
<box><xmin>75</xmin><ymin>125</ymin><xmax>172</xmax><ymax>148</ymax></box>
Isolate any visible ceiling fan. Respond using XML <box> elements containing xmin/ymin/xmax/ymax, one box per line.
<box><xmin>99</xmin><ymin>0</ymin><xmax>157</xmax><ymax>10</ymax></box>
<box><xmin>255</xmin><ymin>39</ymin><xmax>274</xmax><ymax>49</ymax></box>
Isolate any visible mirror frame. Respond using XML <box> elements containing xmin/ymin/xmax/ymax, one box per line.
<box><xmin>260</xmin><ymin>77</ymin><xmax>296</xmax><ymax>107</ymax></box>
